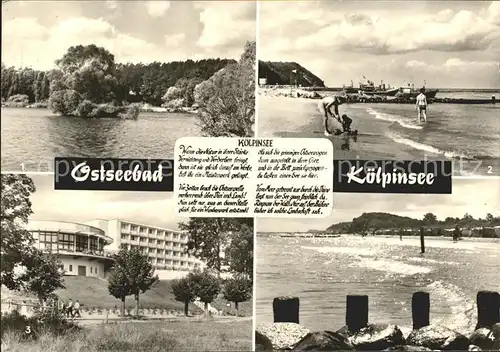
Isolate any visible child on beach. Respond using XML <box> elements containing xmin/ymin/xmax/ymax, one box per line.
<box><xmin>318</xmin><ymin>95</ymin><xmax>347</xmax><ymax>136</ymax></box>
<box><xmin>341</xmin><ymin>114</ymin><xmax>353</xmax><ymax>133</ymax></box>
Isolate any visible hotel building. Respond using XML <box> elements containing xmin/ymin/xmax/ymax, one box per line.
<box><xmin>85</xmin><ymin>219</ymin><xmax>202</xmax><ymax>272</ymax></box>
<box><xmin>27</xmin><ymin>219</ymin><xmax>202</xmax><ymax>279</ymax></box>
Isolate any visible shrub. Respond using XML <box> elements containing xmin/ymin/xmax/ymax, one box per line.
<box><xmin>0</xmin><ymin>310</ymin><xmax>79</xmax><ymax>340</ymax></box>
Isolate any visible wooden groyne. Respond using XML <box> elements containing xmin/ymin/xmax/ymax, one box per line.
<box><xmin>256</xmin><ymin>291</ymin><xmax>500</xmax><ymax>351</ymax></box>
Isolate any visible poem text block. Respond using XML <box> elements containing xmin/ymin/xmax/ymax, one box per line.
<box><xmin>174</xmin><ymin>137</ymin><xmax>333</xmax><ymax>218</ymax></box>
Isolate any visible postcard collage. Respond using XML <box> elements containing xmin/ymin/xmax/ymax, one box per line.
<box><xmin>1</xmin><ymin>1</ymin><xmax>499</xmax><ymax>351</ymax></box>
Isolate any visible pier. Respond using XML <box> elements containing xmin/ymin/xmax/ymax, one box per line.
<box><xmin>256</xmin><ymin>291</ymin><xmax>500</xmax><ymax>351</ymax></box>
<box><xmin>345</xmin><ymin>95</ymin><xmax>497</xmax><ymax>105</ymax></box>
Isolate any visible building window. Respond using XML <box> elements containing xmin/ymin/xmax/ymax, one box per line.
<box><xmin>121</xmin><ymin>244</ymin><xmax>128</xmax><ymax>250</ymax></box>
<box><xmin>95</xmin><ymin>268</ymin><xmax>98</xmax><ymax>274</ymax></box>
<box><xmin>90</xmin><ymin>267</ymin><xmax>93</xmax><ymax>273</ymax></box>
<box><xmin>121</xmin><ymin>234</ymin><xmax>129</xmax><ymax>239</ymax></box>
<box><xmin>69</xmin><ymin>265</ymin><xmax>73</xmax><ymax>272</ymax></box>
<box><xmin>139</xmin><ymin>237</ymin><xmax>146</xmax><ymax>242</ymax></box>
<box><xmin>75</xmin><ymin>235</ymin><xmax>88</xmax><ymax>252</ymax></box>
<box><xmin>148</xmin><ymin>229</ymin><xmax>154</xmax><ymax>235</ymax></box>
<box><xmin>58</xmin><ymin>233</ymin><xmax>75</xmax><ymax>251</ymax></box>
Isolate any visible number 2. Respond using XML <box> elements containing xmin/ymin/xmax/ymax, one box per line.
<box><xmin>487</xmin><ymin>166</ymin><xmax>492</xmax><ymax>174</ymax></box>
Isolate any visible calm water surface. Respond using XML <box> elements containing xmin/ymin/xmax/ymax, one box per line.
<box><xmin>257</xmin><ymin>235</ymin><xmax>500</xmax><ymax>336</ymax></box>
<box><xmin>1</xmin><ymin>108</ymin><xmax>201</xmax><ymax>171</ymax></box>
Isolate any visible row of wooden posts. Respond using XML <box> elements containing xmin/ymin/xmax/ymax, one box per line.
<box><xmin>272</xmin><ymin>291</ymin><xmax>500</xmax><ymax>332</ymax></box>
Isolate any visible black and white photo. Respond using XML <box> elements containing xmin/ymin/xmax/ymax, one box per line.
<box><xmin>1</xmin><ymin>173</ymin><xmax>253</xmax><ymax>351</ymax></box>
<box><xmin>1</xmin><ymin>1</ymin><xmax>256</xmax><ymax>172</ymax></box>
<box><xmin>256</xmin><ymin>177</ymin><xmax>500</xmax><ymax>350</ymax></box>
<box><xmin>258</xmin><ymin>1</ymin><xmax>500</xmax><ymax>175</ymax></box>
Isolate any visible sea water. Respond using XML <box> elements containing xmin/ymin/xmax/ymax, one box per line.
<box><xmin>256</xmin><ymin>235</ymin><xmax>500</xmax><ymax>336</ymax></box>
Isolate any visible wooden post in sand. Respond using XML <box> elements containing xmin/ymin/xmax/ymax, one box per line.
<box><xmin>105</xmin><ymin>308</ymin><xmax>109</xmax><ymax>324</ymax></box>
<box><xmin>346</xmin><ymin>295</ymin><xmax>368</xmax><ymax>332</ymax></box>
<box><xmin>412</xmin><ymin>292</ymin><xmax>430</xmax><ymax>329</ymax></box>
<box><xmin>420</xmin><ymin>227</ymin><xmax>425</xmax><ymax>254</ymax></box>
<box><xmin>273</xmin><ymin>296</ymin><xmax>299</xmax><ymax>324</ymax></box>
<box><xmin>476</xmin><ymin>291</ymin><xmax>500</xmax><ymax>329</ymax></box>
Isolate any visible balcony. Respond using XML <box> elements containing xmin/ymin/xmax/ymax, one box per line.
<box><xmin>45</xmin><ymin>248</ymin><xmax>116</xmax><ymax>260</ymax></box>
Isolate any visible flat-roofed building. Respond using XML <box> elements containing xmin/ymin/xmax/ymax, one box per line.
<box><xmin>27</xmin><ymin>220</ymin><xmax>115</xmax><ymax>279</ymax></box>
<box><xmin>85</xmin><ymin>219</ymin><xmax>202</xmax><ymax>274</ymax></box>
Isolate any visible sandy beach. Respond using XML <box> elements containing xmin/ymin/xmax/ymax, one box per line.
<box><xmin>257</xmin><ymin>90</ymin><xmax>499</xmax><ymax>175</ymax></box>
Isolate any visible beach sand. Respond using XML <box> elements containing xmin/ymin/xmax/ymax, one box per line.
<box><xmin>257</xmin><ymin>93</ymin><xmax>498</xmax><ymax>175</ymax></box>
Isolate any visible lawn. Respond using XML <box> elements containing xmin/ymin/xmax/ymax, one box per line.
<box><xmin>1</xmin><ymin>318</ymin><xmax>252</xmax><ymax>352</ymax></box>
<box><xmin>54</xmin><ymin>277</ymin><xmax>253</xmax><ymax>316</ymax></box>
<box><xmin>55</xmin><ymin>277</ymin><xmax>200</xmax><ymax>311</ymax></box>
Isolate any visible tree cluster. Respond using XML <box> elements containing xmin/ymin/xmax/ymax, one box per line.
<box><xmin>171</xmin><ymin>270</ymin><xmax>252</xmax><ymax>316</ymax></box>
<box><xmin>258</xmin><ymin>60</ymin><xmax>325</xmax><ymax>87</ymax></box>
<box><xmin>178</xmin><ymin>217</ymin><xmax>254</xmax><ymax>278</ymax></box>
<box><xmin>327</xmin><ymin>211</ymin><xmax>500</xmax><ymax>237</ymax></box>
<box><xmin>1</xmin><ymin>64</ymin><xmax>51</xmax><ymax>103</ymax></box>
<box><xmin>1</xmin><ymin>48</ymin><xmax>234</xmax><ymax>111</ymax></box>
<box><xmin>1</xmin><ymin>174</ymin><xmax>65</xmax><ymax>305</ymax></box>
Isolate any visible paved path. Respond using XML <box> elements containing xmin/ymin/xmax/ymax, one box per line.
<box><xmin>74</xmin><ymin>315</ymin><xmax>252</xmax><ymax>326</ymax></box>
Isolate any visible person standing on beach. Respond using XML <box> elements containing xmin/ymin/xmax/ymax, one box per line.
<box><xmin>318</xmin><ymin>95</ymin><xmax>347</xmax><ymax>136</ymax></box>
<box><xmin>416</xmin><ymin>88</ymin><xmax>428</xmax><ymax>122</ymax></box>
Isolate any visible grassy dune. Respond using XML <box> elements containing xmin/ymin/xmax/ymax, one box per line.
<box><xmin>1</xmin><ymin>318</ymin><xmax>252</xmax><ymax>352</ymax></box>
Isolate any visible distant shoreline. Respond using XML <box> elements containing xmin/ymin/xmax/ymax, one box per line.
<box><xmin>257</xmin><ymin>233</ymin><xmax>500</xmax><ymax>241</ymax></box>
<box><xmin>1</xmin><ymin>103</ymin><xmax>199</xmax><ymax>115</ymax></box>
<box><xmin>261</xmin><ymin>85</ymin><xmax>500</xmax><ymax>93</ymax></box>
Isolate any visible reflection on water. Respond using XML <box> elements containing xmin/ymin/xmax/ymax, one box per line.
<box><xmin>1</xmin><ymin>108</ymin><xmax>201</xmax><ymax>171</ymax></box>
<box><xmin>257</xmin><ymin>235</ymin><xmax>500</xmax><ymax>335</ymax></box>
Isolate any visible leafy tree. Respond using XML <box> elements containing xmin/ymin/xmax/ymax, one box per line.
<box><xmin>107</xmin><ymin>267</ymin><xmax>131</xmax><ymax>315</ymax></box>
<box><xmin>194</xmin><ymin>41</ymin><xmax>255</xmax><ymax>137</ymax></box>
<box><xmin>190</xmin><ymin>269</ymin><xmax>220</xmax><ymax>315</ymax></box>
<box><xmin>225</xmin><ymin>219</ymin><xmax>253</xmax><ymax>278</ymax></box>
<box><xmin>171</xmin><ymin>276</ymin><xmax>196</xmax><ymax>316</ymax></box>
<box><xmin>1</xmin><ymin>174</ymin><xmax>36</xmax><ymax>290</ymax></box>
<box><xmin>423</xmin><ymin>212</ymin><xmax>437</xmax><ymax>225</ymax></box>
<box><xmin>486</xmin><ymin>213</ymin><xmax>494</xmax><ymax>223</ymax></box>
<box><xmin>18</xmin><ymin>251</ymin><xmax>65</xmax><ymax>307</ymax></box>
<box><xmin>222</xmin><ymin>275</ymin><xmax>252</xmax><ymax>315</ymax></box>
<box><xmin>112</xmin><ymin>248</ymin><xmax>159</xmax><ymax>316</ymax></box>
<box><xmin>178</xmin><ymin>218</ymin><xmax>230</xmax><ymax>274</ymax></box>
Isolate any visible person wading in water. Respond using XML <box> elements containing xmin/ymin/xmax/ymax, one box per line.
<box><xmin>416</xmin><ymin>88</ymin><xmax>428</xmax><ymax>122</ymax></box>
<box><xmin>318</xmin><ymin>95</ymin><xmax>347</xmax><ymax>136</ymax></box>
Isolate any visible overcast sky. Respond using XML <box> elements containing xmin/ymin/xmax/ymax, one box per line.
<box><xmin>28</xmin><ymin>174</ymin><xmax>184</xmax><ymax>230</ymax></box>
<box><xmin>2</xmin><ymin>0</ymin><xmax>256</xmax><ymax>70</ymax></box>
<box><xmin>258</xmin><ymin>178</ymin><xmax>500</xmax><ymax>232</ymax></box>
<box><xmin>259</xmin><ymin>1</ymin><xmax>500</xmax><ymax>88</ymax></box>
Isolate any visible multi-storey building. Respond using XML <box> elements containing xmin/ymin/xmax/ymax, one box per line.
<box><xmin>85</xmin><ymin>219</ymin><xmax>202</xmax><ymax>272</ymax></box>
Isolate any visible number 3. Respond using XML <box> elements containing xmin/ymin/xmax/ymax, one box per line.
<box><xmin>487</xmin><ymin>166</ymin><xmax>492</xmax><ymax>174</ymax></box>
<box><xmin>25</xmin><ymin>325</ymin><xmax>31</xmax><ymax>334</ymax></box>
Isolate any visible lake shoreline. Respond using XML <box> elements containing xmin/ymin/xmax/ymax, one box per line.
<box><xmin>1</xmin><ymin>105</ymin><xmax>199</xmax><ymax>116</ymax></box>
